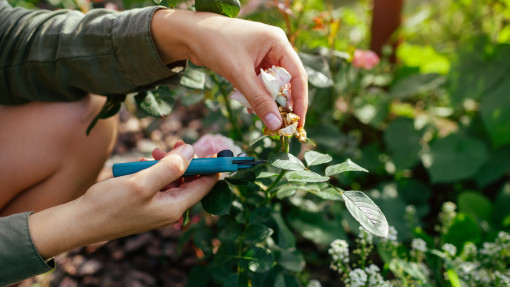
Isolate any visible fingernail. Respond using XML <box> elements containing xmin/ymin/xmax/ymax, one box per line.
<box><xmin>180</xmin><ymin>144</ymin><xmax>195</xmax><ymax>161</ymax></box>
<box><xmin>265</xmin><ymin>113</ymin><xmax>281</xmax><ymax>130</ymax></box>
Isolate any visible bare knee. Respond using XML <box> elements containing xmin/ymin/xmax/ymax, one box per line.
<box><xmin>0</xmin><ymin>95</ymin><xmax>118</xmax><ymax>214</ymax></box>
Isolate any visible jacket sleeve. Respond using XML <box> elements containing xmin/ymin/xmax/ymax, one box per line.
<box><xmin>0</xmin><ymin>0</ymin><xmax>185</xmax><ymax>105</ymax></box>
<box><xmin>0</xmin><ymin>212</ymin><xmax>54</xmax><ymax>286</ymax></box>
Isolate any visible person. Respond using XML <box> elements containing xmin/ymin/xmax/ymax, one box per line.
<box><xmin>0</xmin><ymin>0</ymin><xmax>308</xmax><ymax>285</ymax></box>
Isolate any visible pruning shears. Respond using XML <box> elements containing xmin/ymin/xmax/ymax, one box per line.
<box><xmin>112</xmin><ymin>150</ymin><xmax>265</xmax><ymax>177</ymax></box>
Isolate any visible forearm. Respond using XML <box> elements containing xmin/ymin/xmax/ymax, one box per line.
<box><xmin>0</xmin><ymin>1</ymin><xmax>184</xmax><ymax>105</ymax></box>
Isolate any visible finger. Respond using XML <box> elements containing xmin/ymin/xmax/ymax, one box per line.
<box><xmin>133</xmin><ymin>144</ymin><xmax>195</xmax><ymax>192</ymax></box>
<box><xmin>279</xmin><ymin>47</ymin><xmax>309</xmax><ymax>127</ymax></box>
<box><xmin>234</xmin><ymin>68</ymin><xmax>282</xmax><ymax>130</ymax></box>
<box><xmin>152</xmin><ymin>148</ymin><xmax>167</xmax><ymax>160</ymax></box>
<box><xmin>164</xmin><ymin>174</ymin><xmax>219</xmax><ymax>210</ymax></box>
<box><xmin>173</xmin><ymin>140</ymin><xmax>186</xmax><ymax>149</ymax></box>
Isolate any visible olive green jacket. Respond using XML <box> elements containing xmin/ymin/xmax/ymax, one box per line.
<box><xmin>0</xmin><ymin>0</ymin><xmax>185</xmax><ymax>285</ymax></box>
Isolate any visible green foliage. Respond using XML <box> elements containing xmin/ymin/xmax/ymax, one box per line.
<box><xmin>195</xmin><ymin>0</ymin><xmax>240</xmax><ymax>18</ymax></box>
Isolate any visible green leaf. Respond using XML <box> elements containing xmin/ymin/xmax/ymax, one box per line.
<box><xmin>180</xmin><ymin>67</ymin><xmax>206</xmax><ymax>90</ymax></box>
<box><xmin>458</xmin><ymin>191</ymin><xmax>493</xmax><ymax>223</ymax></box>
<box><xmin>384</xmin><ymin>117</ymin><xmax>422</xmax><ymax>170</ymax></box>
<box><xmin>273</xmin><ymin>273</ymin><xmax>300</xmax><ymax>287</ymax></box>
<box><xmin>249</xmin><ymin>207</ymin><xmax>272</xmax><ymax>224</ymax></box>
<box><xmin>187</xmin><ymin>266</ymin><xmax>210</xmax><ymax>287</ymax></box>
<box><xmin>195</xmin><ymin>0</ymin><xmax>241</xmax><ymax>17</ymax></box>
<box><xmin>244</xmin><ymin>247</ymin><xmax>274</xmax><ymax>273</ymax></box>
<box><xmin>219</xmin><ymin>221</ymin><xmax>243</xmax><ymax>241</ymax></box>
<box><xmin>298</xmin><ymin>52</ymin><xmax>333</xmax><ymax>88</ymax></box>
<box><xmin>426</xmin><ymin>133</ymin><xmax>489</xmax><ymax>183</ymax></box>
<box><xmin>315</xmin><ymin>188</ymin><xmax>343</xmax><ymax>201</ymax></box>
<box><xmin>223</xmin><ymin>273</ymin><xmax>249</xmax><ymax>287</ymax></box>
<box><xmin>493</xmin><ymin>183</ymin><xmax>510</xmax><ymax>228</ymax></box>
<box><xmin>447</xmin><ymin>269</ymin><xmax>462</xmax><ymax>287</ymax></box>
<box><xmin>325</xmin><ymin>159</ymin><xmax>368</xmax><ymax>176</ymax></box>
<box><xmin>390</xmin><ymin>73</ymin><xmax>445</xmax><ymax>99</ymax></box>
<box><xmin>475</xmin><ymin>145</ymin><xmax>510</xmax><ymax>188</ymax></box>
<box><xmin>286</xmin><ymin>208</ymin><xmax>346</xmax><ymax>245</ymax></box>
<box><xmin>276</xmin><ymin>249</ymin><xmax>305</xmax><ymax>272</ymax></box>
<box><xmin>481</xmin><ymin>79</ymin><xmax>510</xmax><ymax>147</ymax></box>
<box><xmin>225</xmin><ymin>170</ymin><xmax>255</xmax><ymax>185</ymax></box>
<box><xmin>243</xmin><ymin>224</ymin><xmax>273</xmax><ymax>244</ymax></box>
<box><xmin>304</xmin><ymin>151</ymin><xmax>332</xmax><ymax>166</ymax></box>
<box><xmin>442</xmin><ymin>213</ymin><xmax>481</xmax><ymax>251</ymax></box>
<box><xmin>201</xmin><ymin>181</ymin><xmax>232</xmax><ymax>215</ymax></box>
<box><xmin>271</xmin><ymin>205</ymin><xmax>296</xmax><ymax>248</ymax></box>
<box><xmin>285</xmin><ymin>170</ymin><xmax>329</xmax><ymax>183</ymax></box>
<box><xmin>342</xmin><ymin>190</ymin><xmax>389</xmax><ymax>237</ymax></box>
<box><xmin>268</xmin><ymin>153</ymin><xmax>305</xmax><ymax>171</ymax></box>
<box><xmin>275</xmin><ymin>185</ymin><xmax>297</xmax><ymax>199</ymax></box>
<box><xmin>135</xmin><ymin>86</ymin><xmax>174</xmax><ymax>117</ymax></box>
<box><xmin>87</xmin><ymin>96</ymin><xmax>123</xmax><ymax>135</ymax></box>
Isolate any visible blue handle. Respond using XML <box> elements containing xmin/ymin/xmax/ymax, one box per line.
<box><xmin>112</xmin><ymin>157</ymin><xmax>256</xmax><ymax>177</ymax></box>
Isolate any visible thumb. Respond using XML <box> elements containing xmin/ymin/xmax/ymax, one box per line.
<box><xmin>235</xmin><ymin>70</ymin><xmax>282</xmax><ymax>130</ymax></box>
<box><xmin>133</xmin><ymin>144</ymin><xmax>195</xmax><ymax>192</ymax></box>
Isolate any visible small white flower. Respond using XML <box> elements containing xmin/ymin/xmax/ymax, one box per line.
<box><xmin>387</xmin><ymin>226</ymin><xmax>398</xmax><ymax>241</ymax></box>
<box><xmin>442</xmin><ymin>243</ymin><xmax>457</xmax><ymax>257</ymax></box>
<box><xmin>462</xmin><ymin>242</ymin><xmax>477</xmax><ymax>258</ymax></box>
<box><xmin>411</xmin><ymin>238</ymin><xmax>427</xmax><ymax>252</ymax></box>
<box><xmin>329</xmin><ymin>239</ymin><xmax>350</xmax><ymax>264</ymax></box>
<box><xmin>348</xmin><ymin>268</ymin><xmax>368</xmax><ymax>287</ymax></box>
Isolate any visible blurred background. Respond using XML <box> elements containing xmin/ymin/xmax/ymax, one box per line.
<box><xmin>9</xmin><ymin>0</ymin><xmax>510</xmax><ymax>286</ymax></box>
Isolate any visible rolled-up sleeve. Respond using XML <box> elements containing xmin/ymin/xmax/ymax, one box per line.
<box><xmin>0</xmin><ymin>212</ymin><xmax>54</xmax><ymax>286</ymax></box>
<box><xmin>0</xmin><ymin>0</ymin><xmax>185</xmax><ymax>105</ymax></box>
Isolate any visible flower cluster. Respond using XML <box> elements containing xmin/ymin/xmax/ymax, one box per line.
<box><xmin>329</xmin><ymin>239</ymin><xmax>350</xmax><ymax>273</ymax></box>
<box><xmin>230</xmin><ymin>66</ymin><xmax>307</xmax><ymax>141</ymax></box>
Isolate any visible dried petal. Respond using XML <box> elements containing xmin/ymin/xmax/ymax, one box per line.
<box><xmin>278</xmin><ymin>122</ymin><xmax>298</xmax><ymax>136</ymax></box>
<box><xmin>263</xmin><ymin>126</ymin><xmax>279</xmax><ymax>137</ymax></box>
<box><xmin>295</xmin><ymin>127</ymin><xmax>307</xmax><ymax>142</ymax></box>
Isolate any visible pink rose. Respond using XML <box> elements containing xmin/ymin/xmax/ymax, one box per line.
<box><xmin>352</xmin><ymin>50</ymin><xmax>380</xmax><ymax>70</ymax></box>
<box><xmin>192</xmin><ymin>134</ymin><xmax>242</xmax><ymax>158</ymax></box>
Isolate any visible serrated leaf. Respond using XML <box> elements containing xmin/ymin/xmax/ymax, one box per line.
<box><xmin>342</xmin><ymin>190</ymin><xmax>389</xmax><ymax>237</ymax></box>
<box><xmin>315</xmin><ymin>188</ymin><xmax>343</xmax><ymax>201</ymax></box>
<box><xmin>135</xmin><ymin>87</ymin><xmax>174</xmax><ymax>117</ymax></box>
<box><xmin>325</xmin><ymin>159</ymin><xmax>368</xmax><ymax>176</ymax></box>
<box><xmin>243</xmin><ymin>224</ymin><xmax>273</xmax><ymax>244</ymax></box>
<box><xmin>304</xmin><ymin>151</ymin><xmax>332</xmax><ymax>166</ymax></box>
<box><xmin>244</xmin><ymin>247</ymin><xmax>274</xmax><ymax>273</ymax></box>
<box><xmin>195</xmin><ymin>0</ymin><xmax>241</xmax><ymax>18</ymax></box>
<box><xmin>201</xmin><ymin>181</ymin><xmax>232</xmax><ymax>215</ymax></box>
<box><xmin>426</xmin><ymin>133</ymin><xmax>488</xmax><ymax>183</ymax></box>
<box><xmin>180</xmin><ymin>67</ymin><xmax>206</xmax><ymax>90</ymax></box>
<box><xmin>268</xmin><ymin>153</ymin><xmax>305</xmax><ymax>171</ymax></box>
<box><xmin>285</xmin><ymin>170</ymin><xmax>329</xmax><ymax>183</ymax></box>
<box><xmin>275</xmin><ymin>185</ymin><xmax>297</xmax><ymax>199</ymax></box>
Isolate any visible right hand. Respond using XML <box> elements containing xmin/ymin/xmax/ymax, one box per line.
<box><xmin>29</xmin><ymin>144</ymin><xmax>218</xmax><ymax>259</ymax></box>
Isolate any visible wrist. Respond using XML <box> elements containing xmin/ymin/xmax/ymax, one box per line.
<box><xmin>28</xmin><ymin>199</ymin><xmax>91</xmax><ymax>259</ymax></box>
<box><xmin>151</xmin><ymin>9</ymin><xmax>194</xmax><ymax>65</ymax></box>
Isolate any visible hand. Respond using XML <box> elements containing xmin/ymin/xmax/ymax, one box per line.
<box><xmin>151</xmin><ymin>10</ymin><xmax>309</xmax><ymax>129</ymax></box>
<box><xmin>29</xmin><ymin>144</ymin><xmax>218</xmax><ymax>259</ymax></box>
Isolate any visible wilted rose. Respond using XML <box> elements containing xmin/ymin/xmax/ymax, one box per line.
<box><xmin>230</xmin><ymin>65</ymin><xmax>292</xmax><ymax>110</ymax></box>
<box><xmin>352</xmin><ymin>50</ymin><xmax>380</xmax><ymax>70</ymax></box>
<box><xmin>193</xmin><ymin>134</ymin><xmax>242</xmax><ymax>158</ymax></box>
